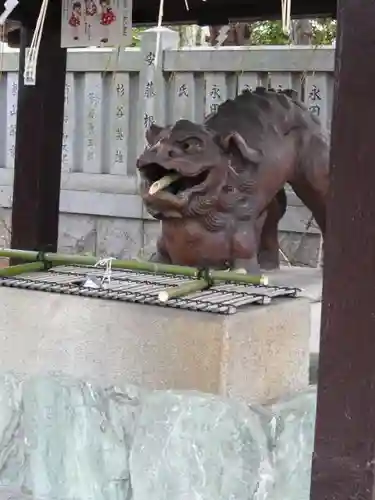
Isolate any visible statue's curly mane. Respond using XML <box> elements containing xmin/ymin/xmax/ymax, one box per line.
<box><xmin>138</xmin><ymin>85</ymin><xmax>329</xmax><ymax>270</ymax></box>
<box><xmin>190</xmin><ymin>86</ymin><xmax>323</xmax><ymax>232</ymax></box>
<box><xmin>205</xmin><ymin>86</ymin><xmax>322</xmax><ymax>142</ymax></box>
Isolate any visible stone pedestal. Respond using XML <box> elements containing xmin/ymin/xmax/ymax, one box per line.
<box><xmin>0</xmin><ymin>287</ymin><xmax>310</xmax><ymax>404</ymax></box>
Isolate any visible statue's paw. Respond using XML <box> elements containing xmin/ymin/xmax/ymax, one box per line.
<box><xmin>258</xmin><ymin>249</ymin><xmax>280</xmax><ymax>270</ymax></box>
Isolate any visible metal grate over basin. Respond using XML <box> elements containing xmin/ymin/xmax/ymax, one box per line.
<box><xmin>0</xmin><ymin>265</ymin><xmax>301</xmax><ymax>315</ymax></box>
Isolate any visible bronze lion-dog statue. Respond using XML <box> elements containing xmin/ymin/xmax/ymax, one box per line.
<box><xmin>137</xmin><ymin>87</ymin><xmax>329</xmax><ymax>274</ymax></box>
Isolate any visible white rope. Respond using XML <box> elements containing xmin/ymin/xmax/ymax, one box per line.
<box><xmin>155</xmin><ymin>0</ymin><xmax>204</xmax><ymax>65</ymax></box>
<box><xmin>0</xmin><ymin>0</ymin><xmax>18</xmax><ymax>26</ymax></box>
<box><xmin>24</xmin><ymin>0</ymin><xmax>49</xmax><ymax>85</ymax></box>
<box><xmin>281</xmin><ymin>0</ymin><xmax>291</xmax><ymax>35</ymax></box>
<box><xmin>82</xmin><ymin>256</ymin><xmax>115</xmax><ymax>289</ymax></box>
<box><xmin>153</xmin><ymin>0</ymin><xmax>165</xmax><ymax>68</ymax></box>
<box><xmin>94</xmin><ymin>257</ymin><xmax>115</xmax><ymax>287</ymax></box>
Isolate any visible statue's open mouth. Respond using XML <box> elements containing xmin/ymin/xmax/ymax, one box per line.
<box><xmin>140</xmin><ymin>163</ymin><xmax>210</xmax><ymax>197</ymax></box>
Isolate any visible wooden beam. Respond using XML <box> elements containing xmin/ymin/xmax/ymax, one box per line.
<box><xmin>310</xmin><ymin>0</ymin><xmax>375</xmax><ymax>499</ymax></box>
<box><xmin>11</xmin><ymin>5</ymin><xmax>66</xmax><ymax>258</ymax></box>
<box><xmin>7</xmin><ymin>0</ymin><xmax>337</xmax><ymax>27</ymax></box>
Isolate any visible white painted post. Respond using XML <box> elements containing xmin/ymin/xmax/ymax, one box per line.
<box><xmin>136</xmin><ymin>28</ymin><xmax>179</xmax><ymax>245</ymax></box>
<box><xmin>6</xmin><ymin>73</ymin><xmax>18</xmax><ymax>169</ymax></box>
<box><xmin>204</xmin><ymin>72</ymin><xmax>227</xmax><ymax>118</ymax></box>
<box><xmin>305</xmin><ymin>73</ymin><xmax>334</xmax><ymax>132</ymax></box>
<box><xmin>62</xmin><ymin>73</ymin><xmax>75</xmax><ymax>172</ymax></box>
<box><xmin>82</xmin><ymin>73</ymin><xmax>104</xmax><ymax>174</ymax></box>
<box><xmin>171</xmin><ymin>72</ymin><xmax>196</xmax><ymax>122</ymax></box>
<box><xmin>304</xmin><ymin>72</ymin><xmax>333</xmax><ymax>266</ymax></box>
<box><xmin>136</xmin><ymin>27</ymin><xmax>179</xmax><ymax>157</ymax></box>
<box><xmin>108</xmin><ymin>72</ymin><xmax>130</xmax><ymax>175</ymax></box>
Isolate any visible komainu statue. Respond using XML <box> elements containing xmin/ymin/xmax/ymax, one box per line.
<box><xmin>137</xmin><ymin>87</ymin><xmax>329</xmax><ymax>273</ymax></box>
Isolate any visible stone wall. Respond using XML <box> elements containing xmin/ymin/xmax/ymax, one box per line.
<box><xmin>0</xmin><ymin>205</ymin><xmax>321</xmax><ymax>266</ymax></box>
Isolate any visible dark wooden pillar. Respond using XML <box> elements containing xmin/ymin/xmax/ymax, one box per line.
<box><xmin>11</xmin><ymin>1</ymin><xmax>66</xmax><ymax>258</ymax></box>
<box><xmin>310</xmin><ymin>1</ymin><xmax>375</xmax><ymax>499</ymax></box>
